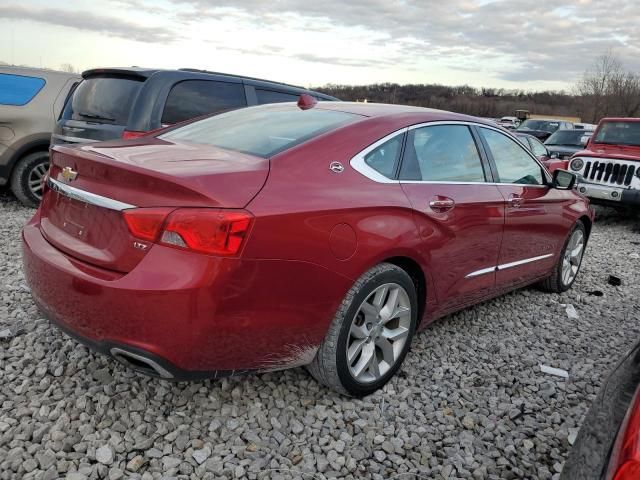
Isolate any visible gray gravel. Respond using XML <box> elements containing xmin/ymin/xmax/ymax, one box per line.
<box><xmin>1</xmin><ymin>188</ymin><xmax>639</xmax><ymax>480</ymax></box>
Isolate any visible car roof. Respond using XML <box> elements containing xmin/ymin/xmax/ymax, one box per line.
<box><xmin>598</xmin><ymin>117</ymin><xmax>640</xmax><ymax>123</ymax></box>
<box><xmin>83</xmin><ymin>67</ymin><xmax>306</xmax><ymax>90</ymax></box>
<box><xmin>524</xmin><ymin>118</ymin><xmax>569</xmax><ymax>122</ymax></box>
<box><xmin>312</xmin><ymin>101</ymin><xmax>495</xmax><ymax>124</ymax></box>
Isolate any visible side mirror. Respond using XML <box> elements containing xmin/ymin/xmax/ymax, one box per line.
<box><xmin>550</xmin><ymin>152</ymin><xmax>559</xmax><ymax>159</ymax></box>
<box><xmin>552</xmin><ymin>169</ymin><xmax>577</xmax><ymax>190</ymax></box>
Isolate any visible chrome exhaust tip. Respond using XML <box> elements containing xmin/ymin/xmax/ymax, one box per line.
<box><xmin>110</xmin><ymin>347</ymin><xmax>174</xmax><ymax>379</ymax></box>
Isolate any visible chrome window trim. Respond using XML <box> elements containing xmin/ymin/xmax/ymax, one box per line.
<box><xmin>47</xmin><ymin>177</ymin><xmax>136</xmax><ymax>211</ymax></box>
<box><xmin>350</xmin><ymin>120</ymin><xmax>551</xmax><ymax>186</ymax></box>
<box><xmin>349</xmin><ymin>128</ymin><xmax>408</xmax><ymax>184</ymax></box>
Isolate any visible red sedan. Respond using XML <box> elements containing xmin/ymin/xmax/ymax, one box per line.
<box><xmin>22</xmin><ymin>99</ymin><xmax>594</xmax><ymax>396</ymax></box>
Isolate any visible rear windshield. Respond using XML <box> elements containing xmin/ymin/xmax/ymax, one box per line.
<box><xmin>61</xmin><ymin>75</ymin><xmax>144</xmax><ymax>125</ymax></box>
<box><xmin>160</xmin><ymin>105</ymin><xmax>360</xmax><ymax>157</ymax></box>
<box><xmin>593</xmin><ymin>121</ymin><xmax>640</xmax><ymax>147</ymax></box>
<box><xmin>0</xmin><ymin>73</ymin><xmax>46</xmax><ymax>106</ymax></box>
<box><xmin>544</xmin><ymin>130</ymin><xmax>586</xmax><ymax>146</ymax></box>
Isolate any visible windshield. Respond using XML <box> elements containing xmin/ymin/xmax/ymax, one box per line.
<box><xmin>160</xmin><ymin>105</ymin><xmax>360</xmax><ymax>157</ymax></box>
<box><xmin>593</xmin><ymin>121</ymin><xmax>640</xmax><ymax>146</ymax></box>
<box><xmin>544</xmin><ymin>130</ymin><xmax>586</xmax><ymax>146</ymax></box>
<box><xmin>517</xmin><ymin>120</ymin><xmax>560</xmax><ymax>133</ymax></box>
<box><xmin>62</xmin><ymin>75</ymin><xmax>144</xmax><ymax>124</ymax></box>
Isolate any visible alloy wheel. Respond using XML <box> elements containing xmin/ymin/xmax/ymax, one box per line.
<box><xmin>28</xmin><ymin>161</ymin><xmax>49</xmax><ymax>201</ymax></box>
<box><xmin>562</xmin><ymin>229</ymin><xmax>585</xmax><ymax>286</ymax></box>
<box><xmin>346</xmin><ymin>283</ymin><xmax>412</xmax><ymax>383</ymax></box>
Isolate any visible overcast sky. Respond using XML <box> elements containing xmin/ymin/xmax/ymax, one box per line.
<box><xmin>1</xmin><ymin>0</ymin><xmax>638</xmax><ymax>90</ymax></box>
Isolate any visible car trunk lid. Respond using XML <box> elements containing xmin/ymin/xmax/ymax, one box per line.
<box><xmin>39</xmin><ymin>138</ymin><xmax>269</xmax><ymax>272</ymax></box>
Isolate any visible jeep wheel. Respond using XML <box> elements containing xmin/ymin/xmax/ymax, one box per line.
<box><xmin>10</xmin><ymin>151</ymin><xmax>49</xmax><ymax>207</ymax></box>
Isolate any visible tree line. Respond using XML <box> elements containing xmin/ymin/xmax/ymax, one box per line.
<box><xmin>315</xmin><ymin>52</ymin><xmax>640</xmax><ymax>123</ymax></box>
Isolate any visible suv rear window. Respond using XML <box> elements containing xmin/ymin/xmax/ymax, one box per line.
<box><xmin>162</xmin><ymin>80</ymin><xmax>247</xmax><ymax>125</ymax></box>
<box><xmin>255</xmin><ymin>89</ymin><xmax>300</xmax><ymax>104</ymax></box>
<box><xmin>160</xmin><ymin>105</ymin><xmax>359</xmax><ymax>157</ymax></box>
<box><xmin>0</xmin><ymin>73</ymin><xmax>46</xmax><ymax>106</ymax></box>
<box><xmin>62</xmin><ymin>76</ymin><xmax>144</xmax><ymax>125</ymax></box>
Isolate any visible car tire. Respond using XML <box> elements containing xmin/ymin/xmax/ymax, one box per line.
<box><xmin>539</xmin><ymin>221</ymin><xmax>587</xmax><ymax>293</ymax></box>
<box><xmin>307</xmin><ymin>263</ymin><xmax>418</xmax><ymax>397</ymax></box>
<box><xmin>10</xmin><ymin>151</ymin><xmax>50</xmax><ymax>207</ymax></box>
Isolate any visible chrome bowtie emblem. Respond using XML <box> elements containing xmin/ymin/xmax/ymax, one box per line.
<box><xmin>61</xmin><ymin>166</ymin><xmax>78</xmax><ymax>182</ymax></box>
<box><xmin>329</xmin><ymin>161</ymin><xmax>344</xmax><ymax>173</ymax></box>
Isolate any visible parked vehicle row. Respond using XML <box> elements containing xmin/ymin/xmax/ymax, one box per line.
<box><xmin>0</xmin><ymin>67</ymin><xmax>80</xmax><ymax>206</ymax></box>
<box><xmin>1</xmin><ymin>66</ymin><xmax>336</xmax><ymax>206</ymax></box>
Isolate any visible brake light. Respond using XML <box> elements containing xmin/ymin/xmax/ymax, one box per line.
<box><xmin>123</xmin><ymin>208</ymin><xmax>173</xmax><ymax>242</ymax></box>
<box><xmin>607</xmin><ymin>386</ymin><xmax>640</xmax><ymax>480</ymax></box>
<box><xmin>122</xmin><ymin>130</ymin><xmax>148</xmax><ymax>140</ymax></box>
<box><xmin>123</xmin><ymin>208</ymin><xmax>253</xmax><ymax>256</ymax></box>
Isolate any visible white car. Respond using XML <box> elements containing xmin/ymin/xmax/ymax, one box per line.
<box><xmin>498</xmin><ymin>116</ymin><xmax>519</xmax><ymax>129</ymax></box>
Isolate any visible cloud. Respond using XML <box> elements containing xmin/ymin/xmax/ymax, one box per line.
<box><xmin>0</xmin><ymin>4</ymin><xmax>175</xmax><ymax>43</ymax></box>
<box><xmin>174</xmin><ymin>0</ymin><xmax>640</xmax><ymax>83</ymax></box>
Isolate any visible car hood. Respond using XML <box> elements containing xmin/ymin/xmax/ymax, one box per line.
<box><xmin>575</xmin><ymin>143</ymin><xmax>640</xmax><ymax>162</ymax></box>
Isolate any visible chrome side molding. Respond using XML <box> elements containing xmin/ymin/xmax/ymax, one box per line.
<box><xmin>465</xmin><ymin>253</ymin><xmax>554</xmax><ymax>279</ymax></box>
<box><xmin>47</xmin><ymin>177</ymin><xmax>136</xmax><ymax>211</ymax></box>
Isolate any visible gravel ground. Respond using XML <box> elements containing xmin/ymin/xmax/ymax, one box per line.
<box><xmin>1</xmin><ymin>188</ymin><xmax>639</xmax><ymax>480</ymax></box>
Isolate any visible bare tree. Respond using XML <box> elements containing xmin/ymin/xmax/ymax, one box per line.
<box><xmin>576</xmin><ymin>50</ymin><xmax>640</xmax><ymax>122</ymax></box>
<box><xmin>59</xmin><ymin>63</ymin><xmax>79</xmax><ymax>73</ymax></box>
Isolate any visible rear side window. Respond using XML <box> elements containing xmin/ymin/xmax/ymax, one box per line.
<box><xmin>63</xmin><ymin>76</ymin><xmax>144</xmax><ymax>124</ymax></box>
<box><xmin>162</xmin><ymin>80</ymin><xmax>247</xmax><ymax>125</ymax></box>
<box><xmin>364</xmin><ymin>135</ymin><xmax>403</xmax><ymax>179</ymax></box>
<box><xmin>255</xmin><ymin>89</ymin><xmax>299</xmax><ymax>104</ymax></box>
<box><xmin>160</xmin><ymin>105</ymin><xmax>359</xmax><ymax>157</ymax></box>
<box><xmin>0</xmin><ymin>73</ymin><xmax>46</xmax><ymax>106</ymax></box>
<box><xmin>400</xmin><ymin>125</ymin><xmax>486</xmax><ymax>182</ymax></box>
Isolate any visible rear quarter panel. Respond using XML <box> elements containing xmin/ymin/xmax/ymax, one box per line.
<box><xmin>244</xmin><ymin>117</ymin><xmax>440</xmax><ymax>318</ymax></box>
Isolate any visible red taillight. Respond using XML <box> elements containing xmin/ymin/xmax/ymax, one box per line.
<box><xmin>608</xmin><ymin>386</ymin><xmax>640</xmax><ymax>480</ymax></box>
<box><xmin>123</xmin><ymin>208</ymin><xmax>253</xmax><ymax>256</ymax></box>
<box><xmin>123</xmin><ymin>208</ymin><xmax>173</xmax><ymax>242</ymax></box>
<box><xmin>122</xmin><ymin>130</ymin><xmax>148</xmax><ymax>140</ymax></box>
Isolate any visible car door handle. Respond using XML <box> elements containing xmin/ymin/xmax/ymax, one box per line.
<box><xmin>508</xmin><ymin>193</ymin><xmax>524</xmax><ymax>208</ymax></box>
<box><xmin>429</xmin><ymin>196</ymin><xmax>455</xmax><ymax>212</ymax></box>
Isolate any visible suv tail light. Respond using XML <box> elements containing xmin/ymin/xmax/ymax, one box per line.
<box><xmin>607</xmin><ymin>386</ymin><xmax>640</xmax><ymax>480</ymax></box>
<box><xmin>122</xmin><ymin>130</ymin><xmax>148</xmax><ymax>140</ymax></box>
<box><xmin>123</xmin><ymin>208</ymin><xmax>253</xmax><ymax>256</ymax></box>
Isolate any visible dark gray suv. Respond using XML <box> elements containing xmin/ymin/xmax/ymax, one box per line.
<box><xmin>0</xmin><ymin>67</ymin><xmax>80</xmax><ymax>206</ymax></box>
<box><xmin>52</xmin><ymin>67</ymin><xmax>338</xmax><ymax>147</ymax></box>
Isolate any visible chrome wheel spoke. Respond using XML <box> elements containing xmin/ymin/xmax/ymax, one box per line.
<box><xmin>346</xmin><ymin>282</ymin><xmax>413</xmax><ymax>384</ymax></box>
<box><xmin>347</xmin><ymin>339</ymin><xmax>366</xmax><ymax>364</ymax></box>
<box><xmin>360</xmin><ymin>301</ymin><xmax>378</xmax><ymax>320</ymax></box>
<box><xmin>350</xmin><ymin>323</ymin><xmax>369</xmax><ymax>340</ymax></box>
<box><xmin>379</xmin><ymin>287</ymin><xmax>399</xmax><ymax>321</ymax></box>
<box><xmin>375</xmin><ymin>336</ymin><xmax>395</xmax><ymax>365</ymax></box>
<box><xmin>351</xmin><ymin>343</ymin><xmax>375</xmax><ymax>378</ymax></box>
<box><xmin>382</xmin><ymin>326</ymin><xmax>409</xmax><ymax>342</ymax></box>
<box><xmin>372</xmin><ymin>285</ymin><xmax>389</xmax><ymax>310</ymax></box>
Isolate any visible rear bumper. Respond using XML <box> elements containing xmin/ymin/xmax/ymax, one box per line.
<box><xmin>22</xmin><ymin>217</ymin><xmax>352</xmax><ymax>378</ymax></box>
<box><xmin>577</xmin><ymin>182</ymin><xmax>640</xmax><ymax>207</ymax></box>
